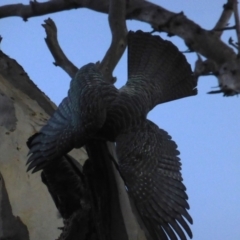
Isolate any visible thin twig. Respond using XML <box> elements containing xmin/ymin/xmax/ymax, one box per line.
<box><xmin>42</xmin><ymin>18</ymin><xmax>78</xmax><ymax>78</ymax></box>
<box><xmin>214</xmin><ymin>25</ymin><xmax>236</xmax><ymax>31</ymax></box>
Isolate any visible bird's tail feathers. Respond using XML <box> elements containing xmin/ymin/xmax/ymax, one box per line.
<box><xmin>127</xmin><ymin>30</ymin><xmax>197</xmax><ymax>104</ymax></box>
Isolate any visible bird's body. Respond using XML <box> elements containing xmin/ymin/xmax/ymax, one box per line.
<box><xmin>68</xmin><ymin>63</ymin><xmax>118</xmax><ymax>137</ymax></box>
<box><xmin>27</xmin><ymin>31</ymin><xmax>197</xmax><ymax>239</ymax></box>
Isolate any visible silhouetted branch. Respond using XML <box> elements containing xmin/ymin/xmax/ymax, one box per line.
<box><xmin>99</xmin><ymin>0</ymin><xmax>127</xmax><ymax>83</ymax></box>
<box><xmin>41</xmin><ymin>0</ymin><xmax>127</xmax><ymax>82</ymax></box>
<box><xmin>0</xmin><ymin>0</ymin><xmax>82</xmax><ymax>21</ymax></box>
<box><xmin>1</xmin><ymin>0</ymin><xmax>239</xmax><ymax>94</ymax></box>
<box><xmin>42</xmin><ymin>18</ymin><xmax>78</xmax><ymax>78</ymax></box>
<box><xmin>214</xmin><ymin>25</ymin><xmax>236</xmax><ymax>32</ymax></box>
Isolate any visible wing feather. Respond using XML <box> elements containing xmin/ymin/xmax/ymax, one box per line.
<box><xmin>27</xmin><ymin>97</ymin><xmax>83</xmax><ymax>173</ymax></box>
<box><xmin>126</xmin><ymin>30</ymin><xmax>197</xmax><ymax>107</ymax></box>
<box><xmin>116</xmin><ymin>119</ymin><xmax>192</xmax><ymax>240</ymax></box>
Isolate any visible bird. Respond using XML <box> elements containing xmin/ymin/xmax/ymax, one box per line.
<box><xmin>27</xmin><ymin>30</ymin><xmax>197</xmax><ymax>240</ymax></box>
<box><xmin>27</xmin><ymin>31</ymin><xmax>196</xmax><ymax>172</ymax></box>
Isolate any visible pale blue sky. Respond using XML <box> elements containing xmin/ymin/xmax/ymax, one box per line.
<box><xmin>1</xmin><ymin>1</ymin><xmax>240</xmax><ymax>239</ymax></box>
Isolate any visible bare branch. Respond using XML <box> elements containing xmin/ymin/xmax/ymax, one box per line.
<box><xmin>42</xmin><ymin>18</ymin><xmax>78</xmax><ymax>78</ymax></box>
<box><xmin>0</xmin><ymin>0</ymin><xmax>236</xmax><ymax>65</ymax></box>
<box><xmin>99</xmin><ymin>0</ymin><xmax>127</xmax><ymax>82</ymax></box>
<box><xmin>1</xmin><ymin>0</ymin><xmax>239</xmax><ymax>95</ymax></box>
<box><xmin>40</xmin><ymin>0</ymin><xmax>127</xmax><ymax>82</ymax></box>
<box><xmin>0</xmin><ymin>1</ymin><xmax>81</xmax><ymax>21</ymax></box>
<box><xmin>233</xmin><ymin>0</ymin><xmax>240</xmax><ymax>54</ymax></box>
<box><xmin>214</xmin><ymin>25</ymin><xmax>236</xmax><ymax>32</ymax></box>
<box><xmin>213</xmin><ymin>0</ymin><xmax>234</xmax><ymax>37</ymax></box>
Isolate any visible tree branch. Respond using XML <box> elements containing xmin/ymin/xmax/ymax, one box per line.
<box><xmin>129</xmin><ymin>2</ymin><xmax>236</xmax><ymax>65</ymax></box>
<box><xmin>42</xmin><ymin>18</ymin><xmax>78</xmax><ymax>78</ymax></box>
<box><xmin>214</xmin><ymin>25</ymin><xmax>236</xmax><ymax>32</ymax></box>
<box><xmin>1</xmin><ymin>0</ymin><xmax>239</xmax><ymax>94</ymax></box>
<box><xmin>0</xmin><ymin>0</ymin><xmax>236</xmax><ymax>66</ymax></box>
<box><xmin>213</xmin><ymin>0</ymin><xmax>234</xmax><ymax>37</ymax></box>
<box><xmin>99</xmin><ymin>0</ymin><xmax>127</xmax><ymax>82</ymax></box>
<box><xmin>41</xmin><ymin>0</ymin><xmax>127</xmax><ymax>82</ymax></box>
<box><xmin>0</xmin><ymin>0</ymin><xmax>81</xmax><ymax>21</ymax></box>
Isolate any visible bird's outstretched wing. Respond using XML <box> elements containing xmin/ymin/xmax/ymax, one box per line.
<box><xmin>116</xmin><ymin>120</ymin><xmax>192</xmax><ymax>240</ymax></box>
<box><xmin>27</xmin><ymin>97</ymin><xmax>83</xmax><ymax>173</ymax></box>
<box><xmin>124</xmin><ymin>31</ymin><xmax>197</xmax><ymax>110</ymax></box>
